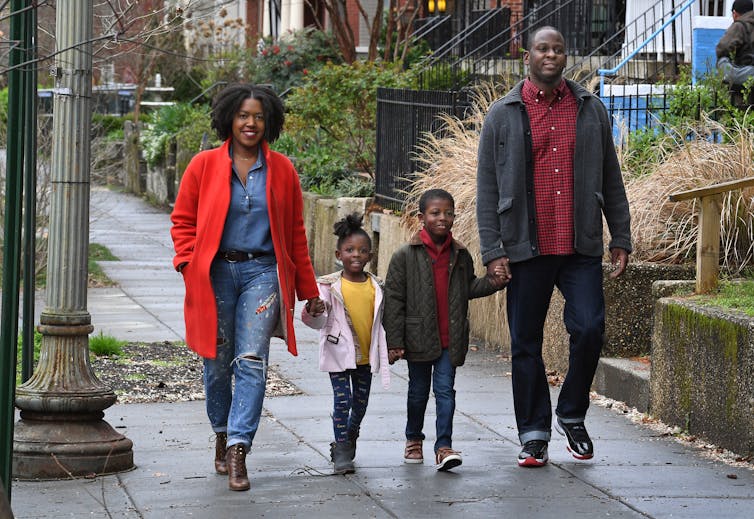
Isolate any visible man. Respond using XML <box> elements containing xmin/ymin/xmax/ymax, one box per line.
<box><xmin>716</xmin><ymin>0</ymin><xmax>754</xmax><ymax>86</ymax></box>
<box><xmin>476</xmin><ymin>26</ymin><xmax>631</xmax><ymax>468</ymax></box>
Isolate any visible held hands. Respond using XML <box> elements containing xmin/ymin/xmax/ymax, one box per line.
<box><xmin>388</xmin><ymin>348</ymin><xmax>404</xmax><ymax>365</ymax></box>
<box><xmin>305</xmin><ymin>296</ymin><xmax>326</xmax><ymax>317</ymax></box>
<box><xmin>486</xmin><ymin>256</ymin><xmax>512</xmax><ymax>289</ymax></box>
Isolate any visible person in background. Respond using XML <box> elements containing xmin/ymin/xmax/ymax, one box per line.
<box><xmin>302</xmin><ymin>213</ymin><xmax>390</xmax><ymax>475</ymax></box>
<box><xmin>385</xmin><ymin>189</ymin><xmax>506</xmax><ymax>472</ymax></box>
<box><xmin>170</xmin><ymin>83</ymin><xmax>324</xmax><ymax>491</ymax></box>
<box><xmin>716</xmin><ymin>0</ymin><xmax>754</xmax><ymax>87</ymax></box>
<box><xmin>476</xmin><ymin>27</ymin><xmax>631</xmax><ymax>468</ymax></box>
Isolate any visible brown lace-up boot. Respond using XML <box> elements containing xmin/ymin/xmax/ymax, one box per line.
<box><xmin>226</xmin><ymin>443</ymin><xmax>250</xmax><ymax>491</ymax></box>
<box><xmin>214</xmin><ymin>432</ymin><xmax>228</xmax><ymax>474</ymax></box>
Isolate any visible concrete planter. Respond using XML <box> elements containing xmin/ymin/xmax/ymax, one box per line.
<box><xmin>650</xmin><ymin>295</ymin><xmax>754</xmax><ymax>455</ymax></box>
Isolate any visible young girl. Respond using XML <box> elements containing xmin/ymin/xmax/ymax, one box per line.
<box><xmin>302</xmin><ymin>213</ymin><xmax>390</xmax><ymax>474</ymax></box>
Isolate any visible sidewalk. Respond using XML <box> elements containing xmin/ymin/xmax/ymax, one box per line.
<box><xmin>9</xmin><ymin>187</ymin><xmax>754</xmax><ymax>518</ymax></box>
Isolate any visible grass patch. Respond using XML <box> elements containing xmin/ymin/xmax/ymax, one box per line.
<box><xmin>16</xmin><ymin>329</ymin><xmax>43</xmax><ymax>386</ymax></box>
<box><xmin>149</xmin><ymin>359</ymin><xmax>180</xmax><ymax>368</ymax></box>
<box><xmin>125</xmin><ymin>373</ymin><xmax>146</xmax><ymax>382</ymax></box>
<box><xmin>88</xmin><ymin>243</ymin><xmax>119</xmax><ymax>287</ymax></box>
<box><xmin>692</xmin><ymin>280</ymin><xmax>754</xmax><ymax>316</ymax></box>
<box><xmin>89</xmin><ymin>331</ymin><xmax>125</xmax><ymax>357</ymax></box>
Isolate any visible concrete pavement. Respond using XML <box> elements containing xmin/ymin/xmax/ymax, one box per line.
<box><xmin>8</xmin><ymin>187</ymin><xmax>754</xmax><ymax>518</ymax></box>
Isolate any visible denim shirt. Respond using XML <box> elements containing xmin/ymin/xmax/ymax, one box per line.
<box><xmin>218</xmin><ymin>149</ymin><xmax>274</xmax><ymax>255</ymax></box>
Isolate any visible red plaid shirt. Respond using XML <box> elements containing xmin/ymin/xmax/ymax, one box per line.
<box><xmin>522</xmin><ymin>78</ymin><xmax>577</xmax><ymax>256</ymax></box>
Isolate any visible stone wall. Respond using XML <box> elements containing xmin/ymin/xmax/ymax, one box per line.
<box><xmin>650</xmin><ymin>294</ymin><xmax>754</xmax><ymax>455</ymax></box>
<box><xmin>123</xmin><ymin>121</ymin><xmax>146</xmax><ymax>194</ymax></box>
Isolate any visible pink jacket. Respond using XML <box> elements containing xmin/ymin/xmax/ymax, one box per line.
<box><xmin>301</xmin><ymin>271</ymin><xmax>390</xmax><ymax>389</ymax></box>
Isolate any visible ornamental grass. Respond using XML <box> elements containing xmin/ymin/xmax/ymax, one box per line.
<box><xmin>625</xmin><ymin>116</ymin><xmax>754</xmax><ymax>276</ymax></box>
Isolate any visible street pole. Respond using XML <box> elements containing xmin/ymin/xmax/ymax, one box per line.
<box><xmin>1</xmin><ymin>0</ymin><xmax>29</xmax><ymax>498</ymax></box>
<box><xmin>13</xmin><ymin>0</ymin><xmax>134</xmax><ymax>478</ymax></box>
<box><xmin>21</xmin><ymin>0</ymin><xmax>38</xmax><ymax>384</ymax></box>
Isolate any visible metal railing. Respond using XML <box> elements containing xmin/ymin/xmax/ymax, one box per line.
<box><xmin>566</xmin><ymin>0</ymin><xmax>697</xmax><ymax>90</ymax></box>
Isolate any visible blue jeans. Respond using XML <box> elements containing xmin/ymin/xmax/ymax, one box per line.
<box><xmin>406</xmin><ymin>349</ymin><xmax>456</xmax><ymax>454</ymax></box>
<box><xmin>204</xmin><ymin>255</ymin><xmax>280</xmax><ymax>451</ymax></box>
<box><xmin>506</xmin><ymin>254</ymin><xmax>604</xmax><ymax>444</ymax></box>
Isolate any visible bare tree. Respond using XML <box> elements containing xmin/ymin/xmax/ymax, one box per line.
<box><xmin>305</xmin><ymin>0</ymin><xmax>420</xmax><ymax>63</ymax></box>
<box><xmin>383</xmin><ymin>0</ymin><xmax>419</xmax><ymax>62</ymax></box>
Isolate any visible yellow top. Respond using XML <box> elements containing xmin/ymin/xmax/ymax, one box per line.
<box><xmin>340</xmin><ymin>277</ymin><xmax>375</xmax><ymax>366</ymax></box>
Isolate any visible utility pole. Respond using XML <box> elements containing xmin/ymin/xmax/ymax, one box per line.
<box><xmin>1</xmin><ymin>0</ymin><xmax>29</xmax><ymax>498</ymax></box>
<box><xmin>12</xmin><ymin>1</ymin><xmax>134</xmax><ymax>478</ymax></box>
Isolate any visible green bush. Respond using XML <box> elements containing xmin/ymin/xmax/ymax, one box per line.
<box><xmin>175</xmin><ymin>104</ymin><xmax>215</xmax><ymax>175</ymax></box>
<box><xmin>142</xmin><ymin>103</ymin><xmax>211</xmax><ymax>167</ymax></box>
<box><xmin>200</xmin><ymin>47</ymin><xmax>257</xmax><ymax>93</ymax></box>
<box><xmin>419</xmin><ymin>61</ymin><xmax>472</xmax><ymax>90</ymax></box>
<box><xmin>89</xmin><ymin>331</ymin><xmax>125</xmax><ymax>357</ymax></box>
<box><xmin>170</xmin><ymin>66</ymin><xmax>208</xmax><ymax>103</ymax></box>
<box><xmin>279</xmin><ymin>60</ymin><xmax>416</xmax><ymax>195</ymax></box>
<box><xmin>256</xmin><ymin>28</ymin><xmax>342</xmax><ymax>94</ymax></box>
<box><xmin>92</xmin><ymin>113</ymin><xmax>126</xmax><ymax>141</ymax></box>
<box><xmin>274</xmin><ymin>131</ymin><xmax>351</xmax><ymax>194</ymax></box>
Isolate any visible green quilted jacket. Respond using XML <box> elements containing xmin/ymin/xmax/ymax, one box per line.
<box><xmin>384</xmin><ymin>232</ymin><xmax>500</xmax><ymax>367</ymax></box>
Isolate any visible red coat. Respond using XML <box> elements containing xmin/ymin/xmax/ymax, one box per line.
<box><xmin>170</xmin><ymin>139</ymin><xmax>319</xmax><ymax>359</ymax></box>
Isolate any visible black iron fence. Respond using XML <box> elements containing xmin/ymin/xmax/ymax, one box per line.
<box><xmin>600</xmin><ymin>88</ymin><xmax>672</xmax><ymax>144</ymax></box>
<box><xmin>375</xmin><ymin>88</ymin><xmax>470</xmax><ymax>210</ymax></box>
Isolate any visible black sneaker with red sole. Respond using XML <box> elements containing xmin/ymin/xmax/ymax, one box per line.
<box><xmin>555</xmin><ymin>418</ymin><xmax>594</xmax><ymax>460</ymax></box>
<box><xmin>518</xmin><ymin>440</ymin><xmax>549</xmax><ymax>467</ymax></box>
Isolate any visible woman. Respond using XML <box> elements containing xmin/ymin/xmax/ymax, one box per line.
<box><xmin>170</xmin><ymin>84</ymin><xmax>324</xmax><ymax>491</ymax></box>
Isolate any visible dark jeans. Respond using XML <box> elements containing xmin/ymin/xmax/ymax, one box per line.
<box><xmin>406</xmin><ymin>349</ymin><xmax>456</xmax><ymax>454</ymax></box>
<box><xmin>506</xmin><ymin>254</ymin><xmax>604</xmax><ymax>444</ymax></box>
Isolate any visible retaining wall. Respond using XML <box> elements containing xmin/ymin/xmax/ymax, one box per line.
<box><xmin>650</xmin><ymin>289</ymin><xmax>754</xmax><ymax>455</ymax></box>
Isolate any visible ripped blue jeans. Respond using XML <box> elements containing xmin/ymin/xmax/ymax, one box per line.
<box><xmin>205</xmin><ymin>255</ymin><xmax>280</xmax><ymax>451</ymax></box>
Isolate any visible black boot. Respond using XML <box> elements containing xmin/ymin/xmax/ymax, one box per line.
<box><xmin>330</xmin><ymin>441</ymin><xmax>355</xmax><ymax>474</ymax></box>
<box><xmin>346</xmin><ymin>429</ymin><xmax>359</xmax><ymax>461</ymax></box>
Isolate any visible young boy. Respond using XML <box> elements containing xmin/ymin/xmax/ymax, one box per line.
<box><xmin>384</xmin><ymin>189</ymin><xmax>506</xmax><ymax>471</ymax></box>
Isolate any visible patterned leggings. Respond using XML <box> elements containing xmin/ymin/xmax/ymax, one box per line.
<box><xmin>329</xmin><ymin>364</ymin><xmax>372</xmax><ymax>443</ymax></box>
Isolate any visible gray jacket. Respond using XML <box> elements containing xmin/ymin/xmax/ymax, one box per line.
<box><xmin>476</xmin><ymin>79</ymin><xmax>632</xmax><ymax>266</ymax></box>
